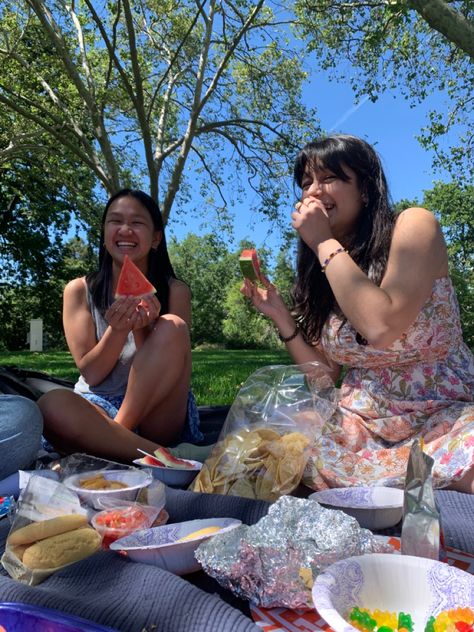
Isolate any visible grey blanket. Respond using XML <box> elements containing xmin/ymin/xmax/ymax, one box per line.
<box><xmin>0</xmin><ymin>487</ymin><xmax>472</xmax><ymax>632</ymax></box>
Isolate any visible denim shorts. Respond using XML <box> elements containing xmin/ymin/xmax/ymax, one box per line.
<box><xmin>79</xmin><ymin>391</ymin><xmax>203</xmax><ymax>444</ymax></box>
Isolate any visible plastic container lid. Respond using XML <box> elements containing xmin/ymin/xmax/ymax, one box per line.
<box><xmin>0</xmin><ymin>602</ymin><xmax>118</xmax><ymax>631</ymax></box>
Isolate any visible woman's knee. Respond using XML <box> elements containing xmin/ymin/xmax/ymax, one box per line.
<box><xmin>0</xmin><ymin>394</ymin><xmax>43</xmax><ymax>437</ymax></box>
<box><xmin>38</xmin><ymin>390</ymin><xmax>80</xmax><ymax>431</ymax></box>
<box><xmin>148</xmin><ymin>314</ymin><xmax>190</xmax><ymax>352</ymax></box>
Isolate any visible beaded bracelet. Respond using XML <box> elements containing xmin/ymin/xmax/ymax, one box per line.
<box><xmin>321</xmin><ymin>247</ymin><xmax>347</xmax><ymax>273</ymax></box>
<box><xmin>278</xmin><ymin>324</ymin><xmax>300</xmax><ymax>343</ymax></box>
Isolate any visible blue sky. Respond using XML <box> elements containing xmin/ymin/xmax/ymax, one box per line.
<box><xmin>166</xmin><ymin>72</ymin><xmax>451</xmax><ymax>256</ymax></box>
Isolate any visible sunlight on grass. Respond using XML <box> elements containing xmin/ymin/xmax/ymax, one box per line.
<box><xmin>0</xmin><ymin>349</ymin><xmax>291</xmax><ymax>406</ymax></box>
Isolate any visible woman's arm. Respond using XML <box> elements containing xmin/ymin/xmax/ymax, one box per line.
<box><xmin>64</xmin><ymin>278</ymin><xmax>137</xmax><ymax>386</ymax></box>
<box><xmin>311</xmin><ymin>208</ymin><xmax>449</xmax><ymax>348</ymax></box>
<box><xmin>168</xmin><ymin>279</ymin><xmax>192</xmax><ymax>327</ymax></box>
<box><xmin>241</xmin><ymin>279</ymin><xmax>342</xmax><ymax>384</ymax></box>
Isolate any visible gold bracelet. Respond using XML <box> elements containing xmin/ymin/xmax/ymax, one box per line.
<box><xmin>321</xmin><ymin>247</ymin><xmax>347</xmax><ymax>273</ymax></box>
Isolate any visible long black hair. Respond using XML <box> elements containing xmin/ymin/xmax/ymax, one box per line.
<box><xmin>291</xmin><ymin>134</ymin><xmax>396</xmax><ymax>343</ymax></box>
<box><xmin>86</xmin><ymin>189</ymin><xmax>176</xmax><ymax>315</ymax></box>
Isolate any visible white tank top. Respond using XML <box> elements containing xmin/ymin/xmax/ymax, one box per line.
<box><xmin>74</xmin><ymin>287</ymin><xmax>136</xmax><ymax>397</ymax></box>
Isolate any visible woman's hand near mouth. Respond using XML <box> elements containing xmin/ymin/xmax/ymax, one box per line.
<box><xmin>292</xmin><ymin>195</ymin><xmax>334</xmax><ymax>252</ymax></box>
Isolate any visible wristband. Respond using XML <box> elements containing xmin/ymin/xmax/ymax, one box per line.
<box><xmin>321</xmin><ymin>247</ymin><xmax>347</xmax><ymax>273</ymax></box>
<box><xmin>278</xmin><ymin>324</ymin><xmax>300</xmax><ymax>343</ymax></box>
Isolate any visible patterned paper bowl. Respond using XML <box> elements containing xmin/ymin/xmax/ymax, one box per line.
<box><xmin>109</xmin><ymin>517</ymin><xmax>242</xmax><ymax>575</ymax></box>
<box><xmin>312</xmin><ymin>553</ymin><xmax>474</xmax><ymax>632</ymax></box>
<box><xmin>308</xmin><ymin>486</ymin><xmax>404</xmax><ymax>530</ymax></box>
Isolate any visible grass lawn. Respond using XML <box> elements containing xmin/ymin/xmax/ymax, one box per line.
<box><xmin>0</xmin><ymin>348</ymin><xmax>292</xmax><ymax>406</ymax></box>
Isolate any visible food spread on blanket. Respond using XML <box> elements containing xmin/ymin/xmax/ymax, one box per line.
<box><xmin>348</xmin><ymin>607</ymin><xmax>474</xmax><ymax>632</ymax></box>
<box><xmin>78</xmin><ymin>474</ymin><xmax>129</xmax><ymax>490</ymax></box>
<box><xmin>191</xmin><ymin>427</ymin><xmax>310</xmax><ymax>501</ymax></box>
<box><xmin>195</xmin><ymin>495</ymin><xmax>392</xmax><ymax>610</ymax></box>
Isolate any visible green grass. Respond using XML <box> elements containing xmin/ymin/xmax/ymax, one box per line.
<box><xmin>0</xmin><ymin>349</ymin><xmax>292</xmax><ymax>406</ymax></box>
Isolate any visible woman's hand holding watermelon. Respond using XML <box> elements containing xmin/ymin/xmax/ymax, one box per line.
<box><xmin>106</xmin><ymin>295</ymin><xmax>160</xmax><ymax>332</ymax></box>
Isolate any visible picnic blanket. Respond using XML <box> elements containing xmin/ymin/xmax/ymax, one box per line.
<box><xmin>0</xmin><ymin>486</ymin><xmax>472</xmax><ymax>632</ymax></box>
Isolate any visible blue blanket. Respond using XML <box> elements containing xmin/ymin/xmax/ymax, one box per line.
<box><xmin>0</xmin><ymin>487</ymin><xmax>472</xmax><ymax>631</ymax></box>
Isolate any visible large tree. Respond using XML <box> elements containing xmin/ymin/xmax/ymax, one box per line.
<box><xmin>0</xmin><ymin>0</ymin><xmax>319</xmax><ymax>231</ymax></box>
<box><xmin>295</xmin><ymin>0</ymin><xmax>474</xmax><ymax>183</ymax></box>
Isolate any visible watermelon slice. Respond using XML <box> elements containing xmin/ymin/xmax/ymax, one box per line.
<box><xmin>153</xmin><ymin>446</ymin><xmax>198</xmax><ymax>470</ymax></box>
<box><xmin>142</xmin><ymin>455</ymin><xmax>166</xmax><ymax>467</ymax></box>
<box><xmin>115</xmin><ymin>255</ymin><xmax>156</xmax><ymax>298</ymax></box>
<box><xmin>239</xmin><ymin>248</ymin><xmax>261</xmax><ymax>282</ymax></box>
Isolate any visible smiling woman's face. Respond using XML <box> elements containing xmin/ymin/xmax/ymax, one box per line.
<box><xmin>103</xmin><ymin>195</ymin><xmax>161</xmax><ymax>271</ymax></box>
<box><xmin>300</xmin><ymin>164</ymin><xmax>366</xmax><ymax>241</ymax></box>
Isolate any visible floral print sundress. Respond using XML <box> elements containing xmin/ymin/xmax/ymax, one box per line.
<box><xmin>303</xmin><ymin>277</ymin><xmax>474</xmax><ymax>490</ymax></box>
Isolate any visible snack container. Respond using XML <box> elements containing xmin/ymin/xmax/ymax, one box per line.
<box><xmin>312</xmin><ymin>553</ymin><xmax>474</xmax><ymax>632</ymax></box>
<box><xmin>308</xmin><ymin>486</ymin><xmax>404</xmax><ymax>530</ymax></box>
<box><xmin>0</xmin><ymin>602</ymin><xmax>117</xmax><ymax>631</ymax></box>
<box><xmin>110</xmin><ymin>517</ymin><xmax>241</xmax><ymax>575</ymax></box>
<box><xmin>91</xmin><ymin>504</ymin><xmax>165</xmax><ymax>549</ymax></box>
<box><xmin>63</xmin><ymin>468</ymin><xmax>152</xmax><ymax>510</ymax></box>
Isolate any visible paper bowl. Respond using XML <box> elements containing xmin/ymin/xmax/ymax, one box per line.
<box><xmin>63</xmin><ymin>468</ymin><xmax>152</xmax><ymax>510</ymax></box>
<box><xmin>109</xmin><ymin>517</ymin><xmax>241</xmax><ymax>575</ymax></box>
<box><xmin>132</xmin><ymin>458</ymin><xmax>202</xmax><ymax>488</ymax></box>
<box><xmin>308</xmin><ymin>486</ymin><xmax>403</xmax><ymax>530</ymax></box>
<box><xmin>312</xmin><ymin>553</ymin><xmax>474</xmax><ymax>632</ymax></box>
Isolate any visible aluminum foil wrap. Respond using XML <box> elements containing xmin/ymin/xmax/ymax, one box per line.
<box><xmin>195</xmin><ymin>495</ymin><xmax>391</xmax><ymax>609</ymax></box>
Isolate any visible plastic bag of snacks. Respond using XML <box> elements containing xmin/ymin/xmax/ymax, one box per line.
<box><xmin>1</xmin><ymin>475</ymin><xmax>99</xmax><ymax>585</ymax></box>
<box><xmin>191</xmin><ymin>362</ymin><xmax>337</xmax><ymax>501</ymax></box>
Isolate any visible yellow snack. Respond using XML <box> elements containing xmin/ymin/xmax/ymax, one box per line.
<box><xmin>177</xmin><ymin>526</ymin><xmax>222</xmax><ymax>542</ymax></box>
<box><xmin>78</xmin><ymin>474</ymin><xmax>128</xmax><ymax>490</ymax></box>
<box><xmin>8</xmin><ymin>514</ymin><xmax>88</xmax><ymax>546</ymax></box>
<box><xmin>22</xmin><ymin>526</ymin><xmax>101</xmax><ymax>570</ymax></box>
<box><xmin>191</xmin><ymin>427</ymin><xmax>310</xmax><ymax>501</ymax></box>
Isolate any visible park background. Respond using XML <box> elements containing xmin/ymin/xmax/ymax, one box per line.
<box><xmin>0</xmin><ymin>0</ymin><xmax>472</xmax><ymax>405</ymax></box>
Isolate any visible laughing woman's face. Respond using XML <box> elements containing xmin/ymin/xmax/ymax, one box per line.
<box><xmin>300</xmin><ymin>164</ymin><xmax>366</xmax><ymax>241</ymax></box>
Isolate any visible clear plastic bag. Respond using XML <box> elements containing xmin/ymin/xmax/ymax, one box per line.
<box><xmin>1</xmin><ymin>475</ymin><xmax>94</xmax><ymax>585</ymax></box>
<box><xmin>192</xmin><ymin>361</ymin><xmax>337</xmax><ymax>501</ymax></box>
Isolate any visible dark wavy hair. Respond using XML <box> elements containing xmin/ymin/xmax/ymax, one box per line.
<box><xmin>291</xmin><ymin>134</ymin><xmax>396</xmax><ymax>343</ymax></box>
<box><xmin>87</xmin><ymin>189</ymin><xmax>176</xmax><ymax>315</ymax></box>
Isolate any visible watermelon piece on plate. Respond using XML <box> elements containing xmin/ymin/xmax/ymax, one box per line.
<box><xmin>154</xmin><ymin>446</ymin><xmax>198</xmax><ymax>470</ymax></box>
<box><xmin>239</xmin><ymin>248</ymin><xmax>261</xmax><ymax>282</ymax></box>
<box><xmin>142</xmin><ymin>455</ymin><xmax>166</xmax><ymax>467</ymax></box>
<box><xmin>115</xmin><ymin>255</ymin><xmax>156</xmax><ymax>298</ymax></box>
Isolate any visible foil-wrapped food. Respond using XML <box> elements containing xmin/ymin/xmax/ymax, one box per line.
<box><xmin>195</xmin><ymin>495</ymin><xmax>392</xmax><ymax>610</ymax></box>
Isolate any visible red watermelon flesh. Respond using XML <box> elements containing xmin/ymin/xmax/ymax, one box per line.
<box><xmin>115</xmin><ymin>255</ymin><xmax>156</xmax><ymax>298</ymax></box>
<box><xmin>154</xmin><ymin>446</ymin><xmax>198</xmax><ymax>470</ymax></box>
<box><xmin>142</xmin><ymin>455</ymin><xmax>166</xmax><ymax>467</ymax></box>
<box><xmin>239</xmin><ymin>248</ymin><xmax>261</xmax><ymax>282</ymax></box>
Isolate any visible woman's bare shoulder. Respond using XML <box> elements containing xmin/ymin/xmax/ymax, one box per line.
<box><xmin>64</xmin><ymin>277</ymin><xmax>87</xmax><ymax>300</ymax></box>
<box><xmin>395</xmin><ymin>206</ymin><xmax>439</xmax><ymax>228</ymax></box>
<box><xmin>169</xmin><ymin>277</ymin><xmax>191</xmax><ymax>298</ymax></box>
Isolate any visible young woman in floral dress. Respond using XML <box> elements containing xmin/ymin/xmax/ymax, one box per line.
<box><xmin>242</xmin><ymin>134</ymin><xmax>474</xmax><ymax>493</ymax></box>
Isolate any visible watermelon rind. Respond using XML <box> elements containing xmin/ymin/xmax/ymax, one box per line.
<box><xmin>239</xmin><ymin>257</ymin><xmax>259</xmax><ymax>281</ymax></box>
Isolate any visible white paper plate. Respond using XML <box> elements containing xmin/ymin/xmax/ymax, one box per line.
<box><xmin>110</xmin><ymin>517</ymin><xmax>241</xmax><ymax>575</ymax></box>
<box><xmin>132</xmin><ymin>458</ymin><xmax>201</xmax><ymax>488</ymax></box>
<box><xmin>309</xmin><ymin>486</ymin><xmax>403</xmax><ymax>530</ymax></box>
<box><xmin>312</xmin><ymin>552</ymin><xmax>474</xmax><ymax>632</ymax></box>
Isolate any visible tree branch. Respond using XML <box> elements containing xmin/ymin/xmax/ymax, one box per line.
<box><xmin>406</xmin><ymin>0</ymin><xmax>474</xmax><ymax>60</ymax></box>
